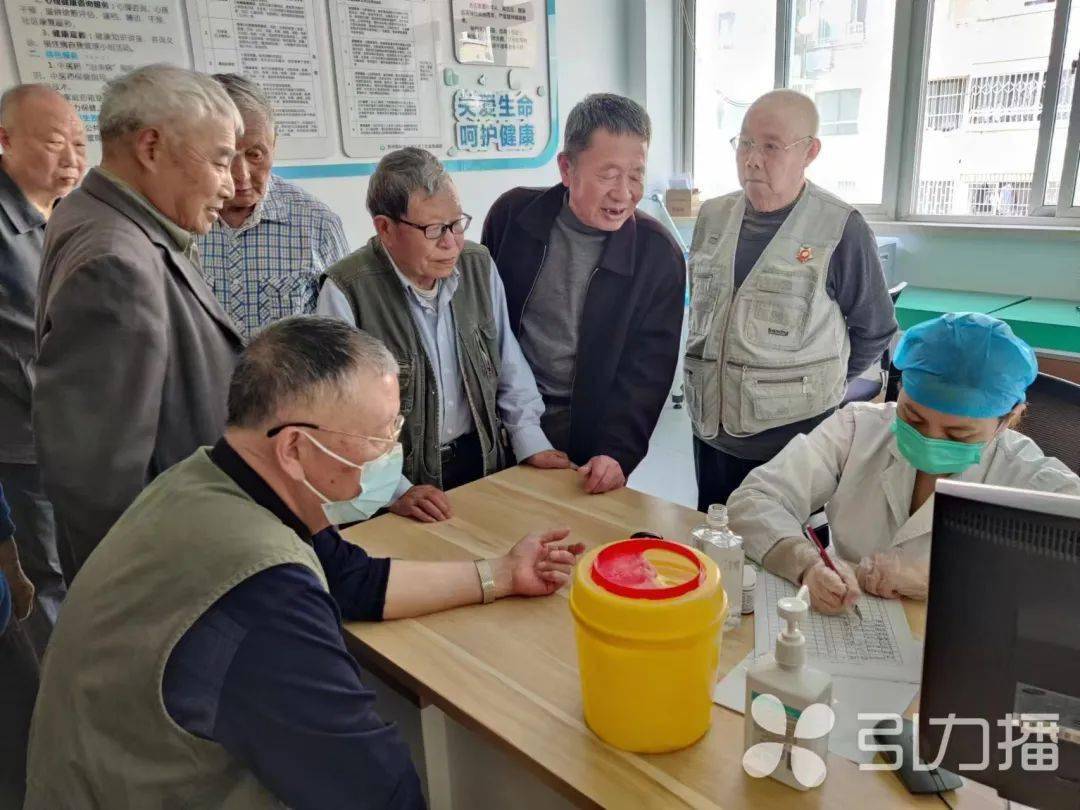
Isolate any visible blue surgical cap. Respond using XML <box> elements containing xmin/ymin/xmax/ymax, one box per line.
<box><xmin>893</xmin><ymin>312</ymin><xmax>1038</xmax><ymax>418</ymax></box>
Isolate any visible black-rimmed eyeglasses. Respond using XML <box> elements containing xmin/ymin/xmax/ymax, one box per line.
<box><xmin>394</xmin><ymin>214</ymin><xmax>473</xmax><ymax>240</ymax></box>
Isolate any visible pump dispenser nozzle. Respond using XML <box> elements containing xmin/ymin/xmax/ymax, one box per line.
<box><xmin>775</xmin><ymin>585</ymin><xmax>810</xmax><ymax>669</ymax></box>
<box><xmin>745</xmin><ymin>584</ymin><xmax>833</xmax><ymax>789</ymax></box>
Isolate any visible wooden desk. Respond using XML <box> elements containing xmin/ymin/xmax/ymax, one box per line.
<box><xmin>342</xmin><ymin>467</ymin><xmax>1003</xmax><ymax>809</ymax></box>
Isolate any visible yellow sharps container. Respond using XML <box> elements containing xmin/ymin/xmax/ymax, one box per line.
<box><xmin>569</xmin><ymin>537</ymin><xmax>727</xmax><ymax>753</ymax></box>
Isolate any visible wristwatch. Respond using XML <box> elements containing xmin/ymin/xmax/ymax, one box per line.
<box><xmin>475</xmin><ymin>558</ymin><xmax>497</xmax><ymax>604</ymax></box>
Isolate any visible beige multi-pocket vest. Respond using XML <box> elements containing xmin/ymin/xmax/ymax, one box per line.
<box><xmin>684</xmin><ymin>181</ymin><xmax>853</xmax><ymax>439</ymax></box>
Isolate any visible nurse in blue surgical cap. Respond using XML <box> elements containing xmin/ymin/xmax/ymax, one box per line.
<box><xmin>727</xmin><ymin>313</ymin><xmax>1080</xmax><ymax>615</ymax></box>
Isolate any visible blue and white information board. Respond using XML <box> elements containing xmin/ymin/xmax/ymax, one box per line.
<box><xmin>1</xmin><ymin>0</ymin><xmax>557</xmax><ymax>172</ymax></box>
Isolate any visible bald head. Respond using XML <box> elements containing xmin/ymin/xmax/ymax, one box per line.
<box><xmin>745</xmin><ymin>89</ymin><xmax>819</xmax><ymax>139</ymax></box>
<box><xmin>0</xmin><ymin>84</ymin><xmax>86</xmax><ymax>215</ymax></box>
<box><xmin>735</xmin><ymin>89</ymin><xmax>821</xmax><ymax>213</ymax></box>
<box><xmin>2</xmin><ymin>83</ymin><xmax>65</xmax><ymax>126</ymax></box>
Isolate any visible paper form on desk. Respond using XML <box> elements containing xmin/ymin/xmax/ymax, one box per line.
<box><xmin>753</xmin><ymin>569</ymin><xmax>923</xmax><ymax>683</ymax></box>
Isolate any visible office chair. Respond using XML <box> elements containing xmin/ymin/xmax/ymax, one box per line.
<box><xmin>1015</xmin><ymin>372</ymin><xmax>1080</xmax><ymax>475</ymax></box>
<box><xmin>842</xmin><ymin>281</ymin><xmax>908</xmax><ymax>406</ymax></box>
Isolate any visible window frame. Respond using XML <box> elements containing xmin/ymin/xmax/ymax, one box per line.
<box><xmin>1053</xmin><ymin>63</ymin><xmax>1080</xmax><ymax>214</ymax></box>
<box><xmin>680</xmin><ymin>0</ymin><xmax>1080</xmax><ymax>228</ymax></box>
<box><xmin>1035</xmin><ymin>0</ymin><xmax>1080</xmax><ymax>216</ymax></box>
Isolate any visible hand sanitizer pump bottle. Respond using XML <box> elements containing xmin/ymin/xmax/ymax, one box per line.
<box><xmin>743</xmin><ymin>585</ymin><xmax>833</xmax><ymax>791</ymax></box>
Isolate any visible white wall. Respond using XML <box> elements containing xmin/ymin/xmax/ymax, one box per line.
<box><xmin>0</xmin><ymin>0</ymin><xmax>644</xmax><ymax>250</ymax></box>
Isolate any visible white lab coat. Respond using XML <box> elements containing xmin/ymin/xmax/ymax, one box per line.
<box><xmin>729</xmin><ymin>401</ymin><xmax>1080</xmax><ymax>566</ymax></box>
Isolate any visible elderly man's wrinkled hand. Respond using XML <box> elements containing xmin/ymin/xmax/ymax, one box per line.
<box><xmin>0</xmin><ymin>538</ymin><xmax>35</xmax><ymax>621</ymax></box>
<box><xmin>578</xmin><ymin>455</ymin><xmax>626</xmax><ymax>494</ymax></box>
<box><xmin>498</xmin><ymin>528</ymin><xmax>585</xmax><ymax>598</ymax></box>
<box><xmin>389</xmin><ymin>485</ymin><xmax>452</xmax><ymax>523</ymax></box>
<box><xmin>857</xmin><ymin>551</ymin><xmax>929</xmax><ymax>601</ymax></box>
<box><xmin>801</xmin><ymin>558</ymin><xmax>861</xmax><ymax>616</ymax></box>
<box><xmin>523</xmin><ymin>449</ymin><xmax>574</xmax><ymax>470</ymax></box>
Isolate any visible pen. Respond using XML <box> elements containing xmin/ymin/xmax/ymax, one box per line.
<box><xmin>804</xmin><ymin>523</ymin><xmax>863</xmax><ymax>621</ymax></box>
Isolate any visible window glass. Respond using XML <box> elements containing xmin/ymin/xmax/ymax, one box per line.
<box><xmin>914</xmin><ymin>0</ymin><xmax>1058</xmax><ymax>216</ymax></box>
<box><xmin>692</xmin><ymin>1</ymin><xmax>777</xmax><ymax>199</ymax></box>
<box><xmin>788</xmin><ymin>0</ymin><xmax>897</xmax><ymax>204</ymax></box>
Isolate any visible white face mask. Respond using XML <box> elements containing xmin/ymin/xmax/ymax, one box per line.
<box><xmin>300</xmin><ymin>432</ymin><xmax>403</xmax><ymax>524</ymax></box>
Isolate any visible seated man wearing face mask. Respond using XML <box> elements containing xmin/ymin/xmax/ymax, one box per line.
<box><xmin>728</xmin><ymin>313</ymin><xmax>1080</xmax><ymax>615</ymax></box>
<box><xmin>24</xmin><ymin>317</ymin><xmax>583</xmax><ymax>810</ymax></box>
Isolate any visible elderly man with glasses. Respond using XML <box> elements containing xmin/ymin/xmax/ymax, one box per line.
<box><xmin>684</xmin><ymin>89</ymin><xmax>897</xmax><ymax>514</ymax></box>
<box><xmin>25</xmin><ymin>317</ymin><xmax>583</xmax><ymax>809</ymax></box>
<box><xmin>317</xmin><ymin>147</ymin><xmax>570</xmax><ymax>523</ymax></box>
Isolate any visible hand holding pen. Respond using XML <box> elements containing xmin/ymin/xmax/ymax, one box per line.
<box><xmin>803</xmin><ymin>524</ymin><xmax>864</xmax><ymax>620</ymax></box>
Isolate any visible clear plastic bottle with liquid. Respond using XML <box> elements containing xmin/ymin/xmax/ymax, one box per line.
<box><xmin>691</xmin><ymin>504</ymin><xmax>743</xmax><ymax>631</ymax></box>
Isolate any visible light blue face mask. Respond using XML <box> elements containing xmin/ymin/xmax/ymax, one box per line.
<box><xmin>301</xmin><ymin>432</ymin><xmax>403</xmax><ymax>524</ymax></box>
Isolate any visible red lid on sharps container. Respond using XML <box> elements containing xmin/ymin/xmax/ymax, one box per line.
<box><xmin>590</xmin><ymin>538</ymin><xmax>704</xmax><ymax>600</ymax></box>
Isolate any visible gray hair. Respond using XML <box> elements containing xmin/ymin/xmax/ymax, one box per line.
<box><xmin>98</xmin><ymin>64</ymin><xmax>242</xmax><ymax>144</ymax></box>
<box><xmin>367</xmin><ymin>147</ymin><xmax>451</xmax><ymax>219</ymax></box>
<box><xmin>227</xmin><ymin>316</ymin><xmax>399</xmax><ymax>429</ymax></box>
<box><xmin>563</xmin><ymin>93</ymin><xmax>651</xmax><ymax>162</ymax></box>
<box><xmin>212</xmin><ymin>73</ymin><xmax>276</xmax><ymax>136</ymax></box>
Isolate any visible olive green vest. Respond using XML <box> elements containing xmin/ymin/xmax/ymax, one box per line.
<box><xmin>24</xmin><ymin>448</ymin><xmax>327</xmax><ymax>810</ymax></box>
<box><xmin>684</xmin><ymin>181</ymin><xmax>853</xmax><ymax>438</ymax></box>
<box><xmin>326</xmin><ymin>237</ymin><xmax>504</xmax><ymax>487</ymax></box>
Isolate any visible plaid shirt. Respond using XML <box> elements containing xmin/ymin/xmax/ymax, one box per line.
<box><xmin>197</xmin><ymin>174</ymin><xmax>349</xmax><ymax>338</ymax></box>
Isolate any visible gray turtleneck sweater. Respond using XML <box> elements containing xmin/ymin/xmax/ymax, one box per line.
<box><xmin>517</xmin><ymin>196</ymin><xmax>608</xmax><ymax>401</ymax></box>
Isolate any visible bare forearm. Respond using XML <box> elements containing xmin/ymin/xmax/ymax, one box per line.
<box><xmin>382</xmin><ymin>558</ymin><xmax>512</xmax><ymax>620</ymax></box>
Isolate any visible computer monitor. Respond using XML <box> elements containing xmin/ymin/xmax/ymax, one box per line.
<box><xmin>920</xmin><ymin>479</ymin><xmax>1080</xmax><ymax>810</ymax></box>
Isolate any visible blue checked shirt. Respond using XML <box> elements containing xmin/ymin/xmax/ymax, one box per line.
<box><xmin>197</xmin><ymin>175</ymin><xmax>349</xmax><ymax>338</ymax></box>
